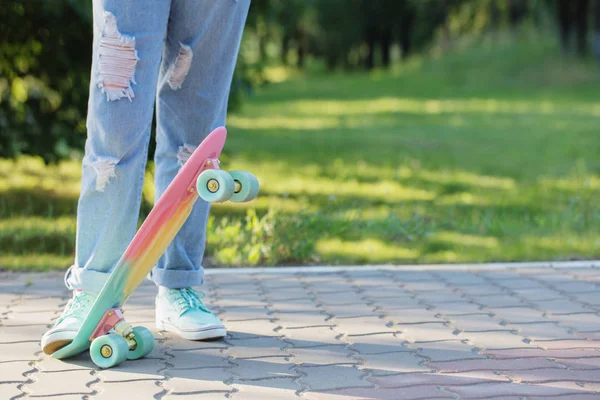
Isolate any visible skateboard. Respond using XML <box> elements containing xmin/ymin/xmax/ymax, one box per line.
<box><xmin>51</xmin><ymin>127</ymin><xmax>259</xmax><ymax>368</ymax></box>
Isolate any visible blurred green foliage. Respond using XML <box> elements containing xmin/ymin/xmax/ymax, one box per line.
<box><xmin>0</xmin><ymin>1</ymin><xmax>92</xmax><ymax>162</ymax></box>
<box><xmin>0</xmin><ymin>0</ymin><xmax>597</xmax><ymax>163</ymax></box>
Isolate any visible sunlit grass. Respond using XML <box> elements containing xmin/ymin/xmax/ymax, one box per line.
<box><xmin>277</xmin><ymin>98</ymin><xmax>600</xmax><ymax>118</ymax></box>
<box><xmin>1</xmin><ymin>31</ymin><xmax>600</xmax><ymax>270</ymax></box>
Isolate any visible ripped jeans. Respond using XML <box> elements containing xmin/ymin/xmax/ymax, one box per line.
<box><xmin>64</xmin><ymin>0</ymin><xmax>250</xmax><ymax>295</ymax></box>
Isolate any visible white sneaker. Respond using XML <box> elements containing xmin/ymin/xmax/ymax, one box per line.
<box><xmin>41</xmin><ymin>290</ymin><xmax>96</xmax><ymax>355</ymax></box>
<box><xmin>155</xmin><ymin>287</ymin><xmax>226</xmax><ymax>340</ymax></box>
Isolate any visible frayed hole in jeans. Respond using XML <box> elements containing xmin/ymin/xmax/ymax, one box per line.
<box><xmin>97</xmin><ymin>11</ymin><xmax>139</xmax><ymax>101</ymax></box>
<box><xmin>92</xmin><ymin>158</ymin><xmax>118</xmax><ymax>191</ymax></box>
<box><xmin>176</xmin><ymin>144</ymin><xmax>197</xmax><ymax>167</ymax></box>
<box><xmin>168</xmin><ymin>43</ymin><xmax>193</xmax><ymax>90</ymax></box>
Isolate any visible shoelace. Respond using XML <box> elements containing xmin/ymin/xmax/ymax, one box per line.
<box><xmin>55</xmin><ymin>292</ymin><xmax>93</xmax><ymax>325</ymax></box>
<box><xmin>170</xmin><ymin>288</ymin><xmax>211</xmax><ymax>315</ymax></box>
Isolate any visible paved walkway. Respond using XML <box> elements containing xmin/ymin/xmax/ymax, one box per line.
<box><xmin>1</xmin><ymin>262</ymin><xmax>600</xmax><ymax>399</ymax></box>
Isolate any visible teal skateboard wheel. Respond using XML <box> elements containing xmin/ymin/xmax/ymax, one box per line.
<box><xmin>196</xmin><ymin>169</ymin><xmax>235</xmax><ymax>202</ymax></box>
<box><xmin>127</xmin><ymin>326</ymin><xmax>155</xmax><ymax>360</ymax></box>
<box><xmin>229</xmin><ymin>171</ymin><xmax>259</xmax><ymax>202</ymax></box>
<box><xmin>90</xmin><ymin>334</ymin><xmax>129</xmax><ymax>369</ymax></box>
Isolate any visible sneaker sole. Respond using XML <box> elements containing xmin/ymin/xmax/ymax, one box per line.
<box><xmin>42</xmin><ymin>339</ymin><xmax>73</xmax><ymax>355</ymax></box>
<box><xmin>156</xmin><ymin>320</ymin><xmax>227</xmax><ymax>341</ymax></box>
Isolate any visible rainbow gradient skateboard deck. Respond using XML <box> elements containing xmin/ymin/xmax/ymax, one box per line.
<box><xmin>51</xmin><ymin>127</ymin><xmax>258</xmax><ymax>367</ymax></box>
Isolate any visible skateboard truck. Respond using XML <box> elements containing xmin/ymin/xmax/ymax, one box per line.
<box><xmin>89</xmin><ymin>308</ymin><xmax>137</xmax><ymax>350</ymax></box>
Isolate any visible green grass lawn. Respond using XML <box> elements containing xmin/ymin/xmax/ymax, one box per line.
<box><xmin>1</xmin><ymin>31</ymin><xmax>599</xmax><ymax>270</ymax></box>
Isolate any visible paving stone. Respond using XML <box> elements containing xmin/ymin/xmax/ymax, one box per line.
<box><xmin>265</xmin><ymin>289</ymin><xmax>311</xmax><ymax>302</ymax></box>
<box><xmin>392</xmin><ymin>271</ymin><xmax>436</xmax><ymax>282</ymax></box>
<box><xmin>309</xmin><ymin>282</ymin><xmax>354</xmax><ymax>294</ymax></box>
<box><xmin>418</xmin><ymin>291</ymin><xmax>467</xmax><ymax>303</ymax></box>
<box><xmin>574</xmin><ymin>330</ymin><xmax>600</xmax><ymax>340</ymax></box>
<box><xmin>26</xmin><ymin>369</ymin><xmax>93</xmax><ymax>397</ymax></box>
<box><xmin>226</xmin><ymin>336</ymin><xmax>288</xmax><ymax>359</ymax></box>
<box><xmin>534</xmin><ymin>339</ymin><xmax>600</xmax><ymax>350</ymax></box>
<box><xmin>298</xmin><ymin>364</ymin><xmax>371</xmax><ymax>391</ymax></box>
<box><xmin>280</xmin><ymin>326</ymin><xmax>342</xmax><ymax>348</ymax></box>
<box><xmin>369</xmin><ymin>371</ymin><xmax>509</xmax><ymax>388</ymax></box>
<box><xmin>447</xmin><ymin>382</ymin><xmax>595</xmax><ymax>399</ymax></box>
<box><xmin>271</xmin><ymin>298</ymin><xmax>319</xmax><ymax>314</ymax></box>
<box><xmin>458</xmin><ymin>330</ymin><xmax>534</xmax><ymax>350</ymax></box>
<box><xmin>428</xmin><ymin>357</ymin><xmax>562</xmax><ymax>373</ymax></box>
<box><xmin>324</xmin><ymin>303</ymin><xmax>376</xmax><ymax>318</ymax></box>
<box><xmin>275</xmin><ymin>311</ymin><xmax>330</xmax><ymax>329</ymax></box>
<box><xmin>163</xmin><ymin>367</ymin><xmax>231</xmax><ymax>394</ymax></box>
<box><xmin>95</xmin><ymin>379</ymin><xmax>161</xmax><ymax>399</ymax></box>
<box><xmin>445</xmin><ymin>313</ymin><xmax>505</xmax><ymax>332</ymax></box>
<box><xmin>0</xmin><ymin>341</ymin><xmax>41</xmax><ymax>362</ymax></box>
<box><xmin>359</xmin><ymin>351</ymin><xmax>431</xmax><ymax>375</ymax></box>
<box><xmin>400</xmin><ymin>322</ymin><xmax>458</xmax><ymax>343</ymax></box>
<box><xmin>219</xmin><ymin>306</ymin><xmax>270</xmax><ymax>321</ymax></box>
<box><xmin>333</xmin><ymin>316</ymin><xmax>395</xmax><ymax>336</ymax></box>
<box><xmin>37</xmin><ymin>354</ymin><xmax>94</xmax><ymax>371</ymax></box>
<box><xmin>555</xmin><ymin>357</ymin><xmax>600</xmax><ymax>370</ymax></box>
<box><xmin>512</xmin><ymin>322</ymin><xmax>575</xmax><ymax>341</ymax></box>
<box><xmin>511</xmin><ymin>287</ymin><xmax>562</xmax><ymax>302</ymax></box>
<box><xmin>546</xmin><ymin>313</ymin><xmax>600</xmax><ymax>332</ymax></box>
<box><xmin>481</xmin><ymin>347</ymin><xmax>600</xmax><ymax>359</ymax></box>
<box><xmin>509</xmin><ymin>368</ymin><xmax>600</xmax><ymax>384</ymax></box>
<box><xmin>346</xmin><ymin>333</ymin><xmax>409</xmax><ymax>354</ymax></box>
<box><xmin>416</xmin><ymin>340</ymin><xmax>484</xmax><ymax>362</ymax></box>
<box><xmin>382</xmin><ymin>307</ymin><xmax>442</xmax><ymax>325</ymax></box>
<box><xmin>214</xmin><ymin>297</ymin><xmax>266</xmax><ymax>309</ymax></box>
<box><xmin>487</xmin><ymin>307</ymin><xmax>547</xmax><ymax>324</ymax></box>
<box><xmin>304</xmin><ymin>386</ymin><xmax>453</xmax><ymax>400</ymax></box>
<box><xmin>554</xmin><ymin>282</ymin><xmax>600</xmax><ymax>293</ymax></box>
<box><xmin>315</xmin><ymin>291</ymin><xmax>365</xmax><ymax>306</ymax></box>
<box><xmin>529</xmin><ymin>394</ymin><xmax>600</xmax><ymax>400</ymax></box>
<box><xmin>225</xmin><ymin>318</ymin><xmax>279</xmax><ymax>338</ymax></box>
<box><xmin>360</xmin><ymin>288</ymin><xmax>412</xmax><ymax>301</ymax></box>
<box><xmin>4</xmin><ymin>265</ymin><xmax>600</xmax><ymax>398</ymax></box>
<box><xmin>472</xmin><ymin>294</ymin><xmax>528</xmax><ymax>308</ymax></box>
<box><xmin>575</xmin><ymin>292</ymin><xmax>600</xmax><ymax>307</ymax></box>
<box><xmin>96</xmin><ymin>357</ymin><xmax>163</xmax><ymax>381</ymax></box>
<box><xmin>0</xmin><ymin>361</ymin><xmax>30</xmax><ymax>383</ymax></box>
<box><xmin>534</xmin><ymin>299</ymin><xmax>592</xmax><ymax>315</ymax></box>
<box><xmin>430</xmin><ymin>302</ymin><xmax>484</xmax><ymax>316</ymax></box>
<box><xmin>434</xmin><ymin>272</ymin><xmax>488</xmax><ymax>286</ymax></box>
<box><xmin>231</xmin><ymin>378</ymin><xmax>300</xmax><ymax>400</ymax></box>
<box><xmin>457</xmin><ymin>285</ymin><xmax>506</xmax><ymax>297</ymax></box>
<box><xmin>0</xmin><ymin>322</ymin><xmax>49</xmax><ymax>342</ymax></box>
<box><xmin>368</xmin><ymin>295</ymin><xmax>422</xmax><ymax>310</ymax></box>
<box><xmin>232</xmin><ymin>357</ymin><xmax>296</xmax><ymax>380</ymax></box>
<box><xmin>160</xmin><ymin>335</ymin><xmax>227</xmax><ymax>350</ymax></box>
<box><xmin>261</xmin><ymin>278</ymin><xmax>304</xmax><ymax>289</ymax></box>
<box><xmin>167</xmin><ymin>347</ymin><xmax>229</xmax><ymax>369</ymax></box>
<box><xmin>6</xmin><ymin>310</ymin><xmax>59</xmax><ymax>327</ymax></box>
<box><xmin>402</xmin><ymin>281</ymin><xmax>449</xmax><ymax>292</ymax></box>
<box><xmin>290</xmin><ymin>345</ymin><xmax>351</xmax><ymax>366</ymax></box>
<box><xmin>0</xmin><ymin>384</ymin><xmax>25</xmax><ymax>399</ymax></box>
<box><xmin>494</xmin><ymin>278</ymin><xmax>547</xmax><ymax>291</ymax></box>
<box><xmin>9</xmin><ymin>297</ymin><xmax>65</xmax><ymax>313</ymax></box>
<box><xmin>477</xmin><ymin>271</ymin><xmax>526</xmax><ymax>281</ymax></box>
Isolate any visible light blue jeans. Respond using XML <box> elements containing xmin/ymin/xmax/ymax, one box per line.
<box><xmin>64</xmin><ymin>0</ymin><xmax>250</xmax><ymax>295</ymax></box>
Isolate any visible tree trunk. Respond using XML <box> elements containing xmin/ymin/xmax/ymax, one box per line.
<box><xmin>281</xmin><ymin>33</ymin><xmax>290</xmax><ymax>65</ymax></box>
<box><xmin>399</xmin><ymin>10</ymin><xmax>414</xmax><ymax>59</ymax></box>
<box><xmin>557</xmin><ymin>0</ymin><xmax>572</xmax><ymax>52</ymax></box>
<box><xmin>381</xmin><ymin>28</ymin><xmax>392</xmax><ymax>67</ymax></box>
<box><xmin>365</xmin><ymin>26</ymin><xmax>377</xmax><ymax>70</ymax></box>
<box><xmin>575</xmin><ymin>0</ymin><xmax>590</xmax><ymax>56</ymax></box>
<box><xmin>296</xmin><ymin>29</ymin><xmax>306</xmax><ymax>69</ymax></box>
<box><xmin>595</xmin><ymin>0</ymin><xmax>600</xmax><ymax>59</ymax></box>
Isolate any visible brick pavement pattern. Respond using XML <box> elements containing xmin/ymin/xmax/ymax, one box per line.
<box><xmin>1</xmin><ymin>263</ymin><xmax>600</xmax><ymax>399</ymax></box>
